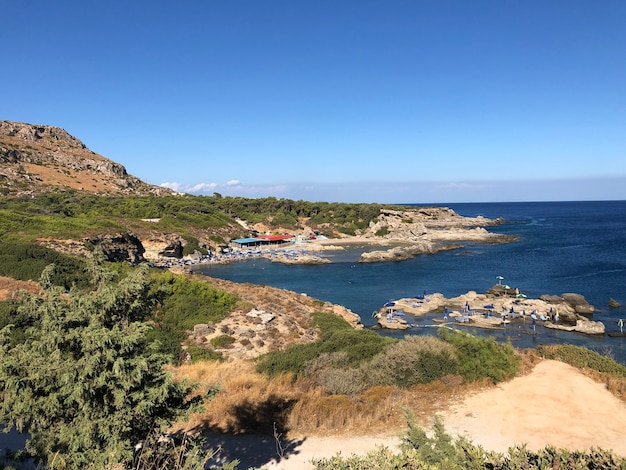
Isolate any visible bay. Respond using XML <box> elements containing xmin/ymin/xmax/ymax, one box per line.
<box><xmin>195</xmin><ymin>200</ymin><xmax>626</xmax><ymax>364</ymax></box>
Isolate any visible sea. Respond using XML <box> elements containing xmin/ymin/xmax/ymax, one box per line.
<box><xmin>194</xmin><ymin>200</ymin><xmax>626</xmax><ymax>364</ymax></box>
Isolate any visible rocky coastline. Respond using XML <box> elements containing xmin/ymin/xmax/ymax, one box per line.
<box><xmin>35</xmin><ymin>205</ymin><xmax>513</xmax><ymax>269</ymax></box>
<box><xmin>375</xmin><ymin>285</ymin><xmax>605</xmax><ymax>335</ymax></box>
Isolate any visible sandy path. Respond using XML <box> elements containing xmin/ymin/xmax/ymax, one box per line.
<box><xmin>440</xmin><ymin>359</ymin><xmax>626</xmax><ymax>455</ymax></box>
<box><xmin>208</xmin><ymin>360</ymin><xmax>626</xmax><ymax>469</ymax></box>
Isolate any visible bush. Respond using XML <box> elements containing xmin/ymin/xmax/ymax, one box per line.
<box><xmin>314</xmin><ymin>412</ymin><xmax>626</xmax><ymax>468</ymax></box>
<box><xmin>0</xmin><ymin>262</ymin><xmax>205</xmax><ymax>468</ymax></box>
<box><xmin>0</xmin><ymin>298</ymin><xmax>29</xmax><ymax>346</ymax></box>
<box><xmin>362</xmin><ymin>335</ymin><xmax>458</xmax><ymax>388</ymax></box>
<box><xmin>311</xmin><ymin>311</ymin><xmax>353</xmax><ymax>333</ymax></box>
<box><xmin>186</xmin><ymin>345</ymin><xmax>223</xmax><ymax>363</ymax></box>
<box><xmin>305</xmin><ymin>352</ymin><xmax>366</xmax><ymax>395</ymax></box>
<box><xmin>256</xmin><ymin>322</ymin><xmax>395</xmax><ymax>378</ymax></box>
<box><xmin>438</xmin><ymin>328</ymin><xmax>520</xmax><ymax>384</ymax></box>
<box><xmin>210</xmin><ymin>334</ymin><xmax>236</xmax><ymax>348</ymax></box>
<box><xmin>0</xmin><ymin>240</ymin><xmax>87</xmax><ymax>289</ymax></box>
<box><xmin>182</xmin><ymin>236</ymin><xmax>208</xmax><ymax>256</ymax></box>
<box><xmin>537</xmin><ymin>344</ymin><xmax>626</xmax><ymax>377</ymax></box>
<box><xmin>150</xmin><ymin>271</ymin><xmax>238</xmax><ymax>331</ymax></box>
<box><xmin>144</xmin><ymin>323</ymin><xmax>185</xmax><ymax>361</ymax></box>
<box><xmin>375</xmin><ymin>227</ymin><xmax>389</xmax><ymax>236</ymax></box>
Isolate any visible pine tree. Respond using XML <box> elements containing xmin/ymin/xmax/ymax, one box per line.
<box><xmin>0</xmin><ymin>261</ymin><xmax>204</xmax><ymax>468</ymax></box>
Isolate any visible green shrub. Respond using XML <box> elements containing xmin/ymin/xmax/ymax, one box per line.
<box><xmin>0</xmin><ymin>240</ymin><xmax>87</xmax><ymax>289</ymax></box>
<box><xmin>362</xmin><ymin>335</ymin><xmax>458</xmax><ymax>388</ymax></box>
<box><xmin>210</xmin><ymin>334</ymin><xmax>236</xmax><ymax>348</ymax></box>
<box><xmin>438</xmin><ymin>328</ymin><xmax>519</xmax><ymax>384</ymax></box>
<box><xmin>150</xmin><ymin>271</ymin><xmax>238</xmax><ymax>331</ymax></box>
<box><xmin>305</xmin><ymin>351</ymin><xmax>366</xmax><ymax>395</ymax></box>
<box><xmin>185</xmin><ymin>345</ymin><xmax>223</xmax><ymax>363</ymax></box>
<box><xmin>256</xmin><ymin>323</ymin><xmax>395</xmax><ymax>378</ymax></box>
<box><xmin>375</xmin><ymin>227</ymin><xmax>389</xmax><ymax>236</ymax></box>
<box><xmin>537</xmin><ymin>344</ymin><xmax>626</xmax><ymax>377</ymax></box>
<box><xmin>338</xmin><ymin>226</ymin><xmax>357</xmax><ymax>236</ymax></box>
<box><xmin>311</xmin><ymin>311</ymin><xmax>353</xmax><ymax>334</ymax></box>
<box><xmin>144</xmin><ymin>324</ymin><xmax>185</xmax><ymax>361</ymax></box>
<box><xmin>182</xmin><ymin>236</ymin><xmax>208</xmax><ymax>256</ymax></box>
<box><xmin>0</xmin><ymin>298</ymin><xmax>30</xmax><ymax>346</ymax></box>
<box><xmin>314</xmin><ymin>412</ymin><xmax>626</xmax><ymax>469</ymax></box>
<box><xmin>0</xmin><ymin>262</ymin><xmax>205</xmax><ymax>468</ymax></box>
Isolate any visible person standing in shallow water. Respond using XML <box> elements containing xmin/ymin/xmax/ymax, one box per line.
<box><xmin>619</xmin><ymin>318</ymin><xmax>623</xmax><ymax>334</ymax></box>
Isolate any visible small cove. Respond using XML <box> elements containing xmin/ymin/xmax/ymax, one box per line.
<box><xmin>195</xmin><ymin>201</ymin><xmax>626</xmax><ymax>363</ymax></box>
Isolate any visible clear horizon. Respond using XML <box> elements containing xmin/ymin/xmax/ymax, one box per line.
<box><xmin>4</xmin><ymin>1</ymin><xmax>625</xmax><ymax>204</ymax></box>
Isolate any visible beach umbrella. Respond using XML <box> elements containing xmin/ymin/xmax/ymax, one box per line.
<box><xmin>496</xmin><ymin>275</ymin><xmax>504</xmax><ymax>285</ymax></box>
<box><xmin>384</xmin><ymin>302</ymin><xmax>395</xmax><ymax>307</ymax></box>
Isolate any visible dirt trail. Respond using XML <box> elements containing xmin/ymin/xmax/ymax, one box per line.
<box><xmin>208</xmin><ymin>360</ymin><xmax>626</xmax><ymax>469</ymax></box>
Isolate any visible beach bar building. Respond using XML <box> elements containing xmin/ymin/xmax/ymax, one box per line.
<box><xmin>230</xmin><ymin>235</ymin><xmax>295</xmax><ymax>249</ymax></box>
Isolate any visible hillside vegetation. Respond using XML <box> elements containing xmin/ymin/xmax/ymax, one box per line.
<box><xmin>3</xmin><ymin>121</ymin><xmax>626</xmax><ymax>468</ymax></box>
<box><xmin>0</xmin><ymin>191</ymin><xmax>394</xmax><ymax>241</ymax></box>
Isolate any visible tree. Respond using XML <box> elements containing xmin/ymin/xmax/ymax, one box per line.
<box><xmin>0</xmin><ymin>261</ymin><xmax>205</xmax><ymax>468</ymax></box>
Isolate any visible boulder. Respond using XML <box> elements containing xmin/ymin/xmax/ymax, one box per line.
<box><xmin>557</xmin><ymin>310</ymin><xmax>579</xmax><ymax>323</ymax></box>
<box><xmin>246</xmin><ymin>308</ymin><xmax>275</xmax><ymax>325</ymax></box>
<box><xmin>561</xmin><ymin>293</ymin><xmax>595</xmax><ymax>315</ymax></box>
<box><xmin>193</xmin><ymin>323</ymin><xmax>214</xmax><ymax>337</ymax></box>
<box><xmin>609</xmin><ymin>298</ymin><xmax>622</xmax><ymax>308</ymax></box>
<box><xmin>486</xmin><ymin>284</ymin><xmax>519</xmax><ymax>298</ymax></box>
<box><xmin>544</xmin><ymin>318</ymin><xmax>605</xmax><ymax>335</ymax></box>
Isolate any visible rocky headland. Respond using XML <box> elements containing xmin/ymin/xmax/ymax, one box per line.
<box><xmin>34</xmin><ymin>203</ymin><xmax>512</xmax><ymax>269</ymax></box>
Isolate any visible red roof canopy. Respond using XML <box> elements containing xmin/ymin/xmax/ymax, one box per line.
<box><xmin>258</xmin><ymin>235</ymin><xmax>294</xmax><ymax>241</ymax></box>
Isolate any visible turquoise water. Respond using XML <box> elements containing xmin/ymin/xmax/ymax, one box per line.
<box><xmin>195</xmin><ymin>201</ymin><xmax>626</xmax><ymax>363</ymax></box>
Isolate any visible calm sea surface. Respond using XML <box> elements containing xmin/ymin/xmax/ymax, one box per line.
<box><xmin>194</xmin><ymin>201</ymin><xmax>626</xmax><ymax>363</ymax></box>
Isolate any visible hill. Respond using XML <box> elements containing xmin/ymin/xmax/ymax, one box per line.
<box><xmin>0</xmin><ymin>120</ymin><xmax>172</xmax><ymax>197</ymax></box>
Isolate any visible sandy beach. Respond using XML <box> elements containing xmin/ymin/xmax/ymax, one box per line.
<box><xmin>209</xmin><ymin>359</ymin><xmax>626</xmax><ymax>469</ymax></box>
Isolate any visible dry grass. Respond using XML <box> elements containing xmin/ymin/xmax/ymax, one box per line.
<box><xmin>0</xmin><ymin>275</ymin><xmax>41</xmax><ymax>300</ymax></box>
<box><xmin>579</xmin><ymin>368</ymin><xmax>626</xmax><ymax>401</ymax></box>
<box><xmin>169</xmin><ymin>359</ymin><xmax>499</xmax><ymax>438</ymax></box>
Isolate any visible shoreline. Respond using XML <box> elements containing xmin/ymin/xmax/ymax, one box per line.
<box><xmin>374</xmin><ymin>289</ymin><xmax>605</xmax><ymax>335</ymax></box>
<box><xmin>152</xmin><ymin>236</ymin><xmax>389</xmax><ymax>270</ymax></box>
<box><xmin>154</xmin><ymin>229</ymin><xmax>509</xmax><ymax>270</ymax></box>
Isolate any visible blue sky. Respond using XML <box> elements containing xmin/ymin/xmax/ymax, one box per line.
<box><xmin>3</xmin><ymin>1</ymin><xmax>625</xmax><ymax>203</ymax></box>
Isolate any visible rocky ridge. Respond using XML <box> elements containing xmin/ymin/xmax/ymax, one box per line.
<box><xmin>355</xmin><ymin>208</ymin><xmax>513</xmax><ymax>262</ymax></box>
<box><xmin>0</xmin><ymin>120</ymin><xmax>172</xmax><ymax>197</ymax></box>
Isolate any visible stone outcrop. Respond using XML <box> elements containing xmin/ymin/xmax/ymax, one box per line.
<box><xmin>85</xmin><ymin>232</ymin><xmax>145</xmax><ymax>265</ymax></box>
<box><xmin>349</xmin><ymin>207</ymin><xmax>514</xmax><ymax>263</ymax></box>
<box><xmin>362</xmin><ymin>207</ymin><xmax>510</xmax><ymax>243</ymax></box>
<box><xmin>268</xmin><ymin>253</ymin><xmax>332</xmax><ymax>265</ymax></box>
<box><xmin>186</xmin><ymin>275</ymin><xmax>363</xmax><ymax>360</ymax></box>
<box><xmin>377</xmin><ymin>287</ymin><xmax>604</xmax><ymax>335</ymax></box>
<box><xmin>609</xmin><ymin>298</ymin><xmax>622</xmax><ymax>308</ymax></box>
<box><xmin>544</xmin><ymin>319</ymin><xmax>605</xmax><ymax>335</ymax></box>
<box><xmin>159</xmin><ymin>239</ymin><xmax>184</xmax><ymax>258</ymax></box>
<box><xmin>359</xmin><ymin>242</ymin><xmax>462</xmax><ymax>263</ymax></box>
<box><xmin>540</xmin><ymin>293</ymin><xmax>595</xmax><ymax>315</ymax></box>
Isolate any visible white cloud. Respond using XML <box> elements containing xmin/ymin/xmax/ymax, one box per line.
<box><xmin>434</xmin><ymin>182</ymin><xmax>486</xmax><ymax>190</ymax></box>
<box><xmin>160</xmin><ymin>176</ymin><xmax>626</xmax><ymax>204</ymax></box>
<box><xmin>159</xmin><ymin>180</ymin><xmax>290</xmax><ymax>198</ymax></box>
